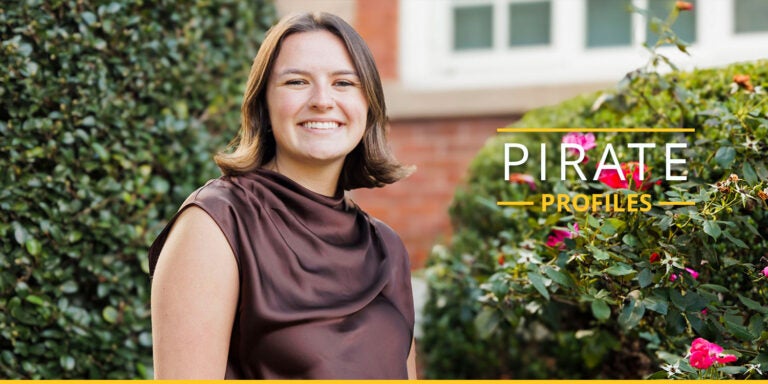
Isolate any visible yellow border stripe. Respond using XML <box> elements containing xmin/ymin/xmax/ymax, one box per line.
<box><xmin>497</xmin><ymin>127</ymin><xmax>695</xmax><ymax>133</ymax></box>
<box><xmin>497</xmin><ymin>201</ymin><xmax>535</xmax><ymax>206</ymax></box>
<box><xmin>657</xmin><ymin>201</ymin><xmax>697</xmax><ymax>206</ymax></box>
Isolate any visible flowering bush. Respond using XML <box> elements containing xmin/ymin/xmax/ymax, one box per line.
<box><xmin>421</xmin><ymin>3</ymin><xmax>768</xmax><ymax>380</ymax></box>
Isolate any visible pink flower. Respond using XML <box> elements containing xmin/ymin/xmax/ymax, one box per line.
<box><xmin>701</xmin><ymin>308</ymin><xmax>708</xmax><ymax>316</ymax></box>
<box><xmin>689</xmin><ymin>338</ymin><xmax>737</xmax><ymax>370</ymax></box>
<box><xmin>669</xmin><ymin>274</ymin><xmax>678</xmax><ymax>282</ymax></box>
<box><xmin>685</xmin><ymin>268</ymin><xmax>699</xmax><ymax>280</ymax></box>
<box><xmin>598</xmin><ymin>162</ymin><xmax>654</xmax><ymax>191</ymax></box>
<box><xmin>508</xmin><ymin>173</ymin><xmax>537</xmax><ymax>191</ymax></box>
<box><xmin>762</xmin><ymin>266</ymin><xmax>768</xmax><ymax>278</ymax></box>
<box><xmin>562</xmin><ymin>132</ymin><xmax>596</xmax><ymax>156</ymax></box>
<box><xmin>546</xmin><ymin>223</ymin><xmax>579</xmax><ymax>249</ymax></box>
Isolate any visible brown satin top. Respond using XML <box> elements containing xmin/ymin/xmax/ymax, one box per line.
<box><xmin>148</xmin><ymin>169</ymin><xmax>414</xmax><ymax>379</ymax></box>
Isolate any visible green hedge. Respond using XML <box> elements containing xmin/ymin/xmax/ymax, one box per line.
<box><xmin>422</xmin><ymin>58</ymin><xmax>768</xmax><ymax>379</ymax></box>
<box><xmin>1</xmin><ymin>1</ymin><xmax>274</xmax><ymax>378</ymax></box>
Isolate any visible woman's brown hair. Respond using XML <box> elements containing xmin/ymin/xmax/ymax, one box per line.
<box><xmin>214</xmin><ymin>12</ymin><xmax>413</xmax><ymax>189</ymax></box>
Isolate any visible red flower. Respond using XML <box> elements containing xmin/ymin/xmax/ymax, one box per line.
<box><xmin>649</xmin><ymin>252</ymin><xmax>660</xmax><ymax>263</ymax></box>
<box><xmin>497</xmin><ymin>254</ymin><xmax>505</xmax><ymax>266</ymax></box>
<box><xmin>675</xmin><ymin>1</ymin><xmax>693</xmax><ymax>11</ymax></box>
<box><xmin>546</xmin><ymin>223</ymin><xmax>579</xmax><ymax>249</ymax></box>
<box><xmin>689</xmin><ymin>338</ymin><xmax>737</xmax><ymax>370</ymax></box>
<box><xmin>598</xmin><ymin>162</ymin><xmax>653</xmax><ymax>191</ymax></box>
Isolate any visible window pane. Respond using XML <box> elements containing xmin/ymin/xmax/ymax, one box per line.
<box><xmin>646</xmin><ymin>0</ymin><xmax>697</xmax><ymax>45</ymax></box>
<box><xmin>509</xmin><ymin>1</ymin><xmax>551</xmax><ymax>47</ymax></box>
<box><xmin>587</xmin><ymin>0</ymin><xmax>632</xmax><ymax>47</ymax></box>
<box><xmin>453</xmin><ymin>5</ymin><xmax>493</xmax><ymax>50</ymax></box>
<box><xmin>735</xmin><ymin>0</ymin><xmax>768</xmax><ymax>33</ymax></box>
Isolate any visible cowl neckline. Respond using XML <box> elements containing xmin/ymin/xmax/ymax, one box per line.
<box><xmin>238</xmin><ymin>168</ymin><xmax>360</xmax><ymax>245</ymax></box>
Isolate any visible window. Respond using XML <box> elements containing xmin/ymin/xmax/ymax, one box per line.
<box><xmin>734</xmin><ymin>0</ymin><xmax>768</xmax><ymax>33</ymax></box>
<box><xmin>508</xmin><ymin>1</ymin><xmax>551</xmax><ymax>47</ymax></box>
<box><xmin>586</xmin><ymin>0</ymin><xmax>633</xmax><ymax>48</ymax></box>
<box><xmin>451</xmin><ymin>0</ymin><xmax>551</xmax><ymax>52</ymax></box>
<box><xmin>453</xmin><ymin>5</ymin><xmax>493</xmax><ymax>50</ymax></box>
<box><xmin>646</xmin><ymin>0</ymin><xmax>697</xmax><ymax>45</ymax></box>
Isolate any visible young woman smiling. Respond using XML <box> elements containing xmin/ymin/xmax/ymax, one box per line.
<box><xmin>148</xmin><ymin>12</ymin><xmax>416</xmax><ymax>379</ymax></box>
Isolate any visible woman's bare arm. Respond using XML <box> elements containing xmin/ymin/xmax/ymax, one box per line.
<box><xmin>150</xmin><ymin>206</ymin><xmax>239</xmax><ymax>379</ymax></box>
<box><xmin>407</xmin><ymin>339</ymin><xmax>417</xmax><ymax>379</ymax></box>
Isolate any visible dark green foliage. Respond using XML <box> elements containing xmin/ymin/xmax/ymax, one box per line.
<box><xmin>421</xmin><ymin>59</ymin><xmax>768</xmax><ymax>379</ymax></box>
<box><xmin>0</xmin><ymin>0</ymin><xmax>275</xmax><ymax>378</ymax></box>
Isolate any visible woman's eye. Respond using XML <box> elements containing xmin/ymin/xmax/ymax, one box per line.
<box><xmin>335</xmin><ymin>80</ymin><xmax>355</xmax><ymax>87</ymax></box>
<box><xmin>285</xmin><ymin>79</ymin><xmax>306</xmax><ymax>86</ymax></box>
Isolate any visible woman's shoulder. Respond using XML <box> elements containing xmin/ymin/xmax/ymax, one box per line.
<box><xmin>362</xmin><ymin>212</ymin><xmax>409</xmax><ymax>265</ymax></box>
<box><xmin>182</xmin><ymin>175</ymin><xmax>265</xmax><ymax>213</ymax></box>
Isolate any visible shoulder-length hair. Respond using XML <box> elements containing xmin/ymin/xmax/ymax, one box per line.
<box><xmin>214</xmin><ymin>12</ymin><xmax>413</xmax><ymax>190</ymax></box>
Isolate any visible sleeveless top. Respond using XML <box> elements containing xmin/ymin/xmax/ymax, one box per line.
<box><xmin>148</xmin><ymin>169</ymin><xmax>414</xmax><ymax>379</ymax></box>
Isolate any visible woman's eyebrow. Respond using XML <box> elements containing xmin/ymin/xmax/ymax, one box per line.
<box><xmin>276</xmin><ymin>68</ymin><xmax>359</xmax><ymax>77</ymax></box>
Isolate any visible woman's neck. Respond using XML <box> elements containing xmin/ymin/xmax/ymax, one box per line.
<box><xmin>265</xmin><ymin>157</ymin><xmax>342</xmax><ymax>197</ymax></box>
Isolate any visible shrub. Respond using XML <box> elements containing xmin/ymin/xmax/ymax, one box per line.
<box><xmin>422</xmin><ymin>6</ymin><xmax>768</xmax><ymax>379</ymax></box>
<box><xmin>0</xmin><ymin>1</ymin><xmax>274</xmax><ymax>378</ymax></box>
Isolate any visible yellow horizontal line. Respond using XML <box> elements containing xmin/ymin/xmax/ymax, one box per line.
<box><xmin>497</xmin><ymin>201</ymin><xmax>535</xmax><ymax>206</ymax></box>
<box><xmin>657</xmin><ymin>201</ymin><xmax>696</xmax><ymax>206</ymax></box>
<box><xmin>497</xmin><ymin>127</ymin><xmax>695</xmax><ymax>133</ymax></box>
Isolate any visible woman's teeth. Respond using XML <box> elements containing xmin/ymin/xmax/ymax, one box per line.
<box><xmin>302</xmin><ymin>121</ymin><xmax>339</xmax><ymax>130</ymax></box>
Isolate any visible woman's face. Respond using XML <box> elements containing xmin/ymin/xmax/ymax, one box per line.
<box><xmin>266</xmin><ymin>30</ymin><xmax>368</xmax><ymax>171</ymax></box>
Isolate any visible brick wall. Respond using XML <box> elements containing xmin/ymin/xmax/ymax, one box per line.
<box><xmin>354</xmin><ymin>0</ymin><xmax>398</xmax><ymax>80</ymax></box>
<box><xmin>351</xmin><ymin>116</ymin><xmax>519</xmax><ymax>269</ymax></box>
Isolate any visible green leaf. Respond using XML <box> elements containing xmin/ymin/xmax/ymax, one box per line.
<box><xmin>542</xmin><ymin>265</ymin><xmax>573</xmax><ymax>288</ymax></box>
<box><xmin>717</xmin><ymin>366</ymin><xmax>746</xmax><ymax>375</ymax></box>
<box><xmin>528</xmin><ymin>272</ymin><xmax>550</xmax><ymax>301</ymax></box>
<box><xmin>25</xmin><ymin>238</ymin><xmax>42</xmax><ymax>257</ymax></box>
<box><xmin>714</xmin><ymin>146</ymin><xmax>736</xmax><ymax>168</ymax></box>
<box><xmin>723</xmin><ymin>231</ymin><xmax>748</xmax><ymax>248</ymax></box>
<box><xmin>92</xmin><ymin>142</ymin><xmax>109</xmax><ymax>160</ymax></box>
<box><xmin>670</xmin><ymin>289</ymin><xmax>686</xmax><ymax>310</ymax></box>
<box><xmin>739</xmin><ymin>295</ymin><xmax>768</xmax><ymax>314</ymax></box>
<box><xmin>59</xmin><ymin>355</ymin><xmax>75</xmax><ymax>371</ymax></box>
<box><xmin>591</xmin><ymin>299</ymin><xmax>610</xmax><ymax>321</ymax></box>
<box><xmin>586</xmin><ymin>214</ymin><xmax>600</xmax><ymax>228</ymax></box>
<box><xmin>742</xmin><ymin>161</ymin><xmax>758</xmax><ymax>184</ymax></box>
<box><xmin>724</xmin><ymin>319</ymin><xmax>755</xmax><ymax>341</ymax></box>
<box><xmin>643</xmin><ymin>296</ymin><xmax>668</xmax><ymax>315</ymax></box>
<box><xmin>618</xmin><ymin>298</ymin><xmax>645</xmax><ymax>330</ymax></box>
<box><xmin>13</xmin><ymin>222</ymin><xmax>29</xmax><ymax>245</ymax></box>
<box><xmin>588</xmin><ymin>245</ymin><xmax>610</xmax><ymax>261</ymax></box>
<box><xmin>474</xmin><ymin>307</ymin><xmax>500</xmax><ymax>339</ymax></box>
<box><xmin>622</xmin><ymin>234</ymin><xmax>638</xmax><ymax>247</ymax></box>
<box><xmin>25</xmin><ymin>295</ymin><xmax>45</xmax><ymax>306</ymax></box>
<box><xmin>102</xmin><ymin>306</ymin><xmax>118</xmax><ymax>324</ymax></box>
<box><xmin>601</xmin><ymin>218</ymin><xmax>626</xmax><ymax>236</ymax></box>
<box><xmin>81</xmin><ymin>11</ymin><xmax>97</xmax><ymax>26</ymax></box>
<box><xmin>637</xmin><ymin>268</ymin><xmax>653</xmax><ymax>288</ymax></box>
<box><xmin>702</xmin><ymin>220</ymin><xmax>721</xmax><ymax>240</ymax></box>
<box><xmin>700</xmin><ymin>284</ymin><xmax>729</xmax><ymax>293</ymax></box>
<box><xmin>604</xmin><ymin>263</ymin><xmax>636</xmax><ymax>276</ymax></box>
<box><xmin>60</xmin><ymin>281</ymin><xmax>78</xmax><ymax>294</ymax></box>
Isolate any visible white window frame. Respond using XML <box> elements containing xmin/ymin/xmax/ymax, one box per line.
<box><xmin>399</xmin><ymin>0</ymin><xmax>768</xmax><ymax>91</ymax></box>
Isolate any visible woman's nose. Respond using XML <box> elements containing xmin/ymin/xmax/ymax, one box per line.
<box><xmin>309</xmin><ymin>84</ymin><xmax>334</xmax><ymax>110</ymax></box>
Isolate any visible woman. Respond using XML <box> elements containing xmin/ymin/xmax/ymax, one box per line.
<box><xmin>148</xmin><ymin>12</ymin><xmax>416</xmax><ymax>379</ymax></box>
